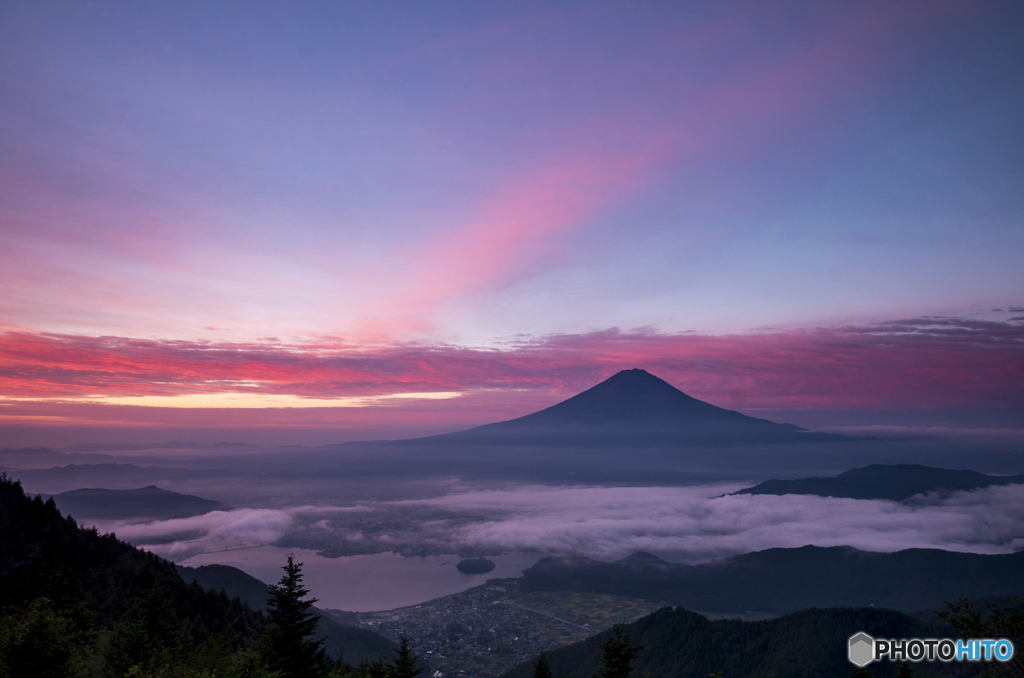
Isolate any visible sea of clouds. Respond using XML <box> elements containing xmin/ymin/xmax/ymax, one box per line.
<box><xmin>90</xmin><ymin>482</ymin><xmax>1024</xmax><ymax>564</ymax></box>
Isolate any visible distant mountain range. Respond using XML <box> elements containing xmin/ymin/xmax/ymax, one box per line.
<box><xmin>733</xmin><ymin>463</ymin><xmax>1024</xmax><ymax>501</ymax></box>
<box><xmin>51</xmin><ymin>485</ymin><xmax>229</xmax><ymax>520</ymax></box>
<box><xmin>521</xmin><ymin>545</ymin><xmax>1024</xmax><ymax>614</ymax></box>
<box><xmin>8</xmin><ymin>463</ymin><xmax>232</xmax><ymax>494</ymax></box>
<box><xmin>0</xmin><ymin>446</ymin><xmax>150</xmax><ymax>470</ymax></box>
<box><xmin>384</xmin><ymin>369</ymin><xmax>852</xmax><ymax>447</ymax></box>
<box><xmin>60</xmin><ymin>441</ymin><xmax>270</xmax><ymax>453</ymax></box>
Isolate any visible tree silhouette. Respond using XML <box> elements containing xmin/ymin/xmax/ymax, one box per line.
<box><xmin>352</xmin><ymin>654</ymin><xmax>389</xmax><ymax>678</ymax></box>
<box><xmin>388</xmin><ymin>635</ymin><xmax>422</xmax><ymax>678</ymax></box>
<box><xmin>594</xmin><ymin>626</ymin><xmax>645</xmax><ymax>678</ymax></box>
<box><xmin>532</xmin><ymin>649</ymin><xmax>553</xmax><ymax>678</ymax></box>
<box><xmin>261</xmin><ymin>555</ymin><xmax>328</xmax><ymax>678</ymax></box>
<box><xmin>939</xmin><ymin>599</ymin><xmax>1024</xmax><ymax>678</ymax></box>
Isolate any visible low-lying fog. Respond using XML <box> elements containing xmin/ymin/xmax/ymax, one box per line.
<box><xmin>88</xmin><ymin>482</ymin><xmax>1024</xmax><ymax>565</ymax></box>
<box><xmin>5</xmin><ymin>425</ymin><xmax>1023</xmax><ymax>610</ymax></box>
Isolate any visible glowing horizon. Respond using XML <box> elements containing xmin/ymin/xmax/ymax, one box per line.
<box><xmin>1</xmin><ymin>1</ymin><xmax>1022</xmax><ymax>441</ymax></box>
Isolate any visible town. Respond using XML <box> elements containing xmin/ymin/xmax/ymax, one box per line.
<box><xmin>326</xmin><ymin>579</ymin><xmax>667</xmax><ymax>677</ymax></box>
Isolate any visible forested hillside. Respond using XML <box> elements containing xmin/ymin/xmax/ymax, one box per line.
<box><xmin>0</xmin><ymin>474</ymin><xmax>405</xmax><ymax>677</ymax></box>
<box><xmin>503</xmin><ymin>606</ymin><xmax>981</xmax><ymax>678</ymax></box>
<box><xmin>522</xmin><ymin>546</ymin><xmax>1024</xmax><ymax>614</ymax></box>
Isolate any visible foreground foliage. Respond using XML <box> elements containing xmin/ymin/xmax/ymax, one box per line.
<box><xmin>939</xmin><ymin>599</ymin><xmax>1024</xmax><ymax>678</ymax></box>
<box><xmin>594</xmin><ymin>626</ymin><xmax>645</xmax><ymax>678</ymax></box>
<box><xmin>504</xmin><ymin>606</ymin><xmax>984</xmax><ymax>678</ymax></box>
<box><xmin>0</xmin><ymin>474</ymin><xmax>415</xmax><ymax>678</ymax></box>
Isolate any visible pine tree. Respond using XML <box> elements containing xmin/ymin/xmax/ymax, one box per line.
<box><xmin>261</xmin><ymin>555</ymin><xmax>328</xmax><ymax>678</ymax></box>
<box><xmin>939</xmin><ymin>599</ymin><xmax>1024</xmax><ymax>678</ymax></box>
<box><xmin>354</xmin><ymin>655</ymin><xmax>389</xmax><ymax>678</ymax></box>
<box><xmin>594</xmin><ymin>626</ymin><xmax>645</xmax><ymax>678</ymax></box>
<box><xmin>389</xmin><ymin>635</ymin><xmax>422</xmax><ymax>678</ymax></box>
<box><xmin>532</xmin><ymin>649</ymin><xmax>553</xmax><ymax>678</ymax></box>
<box><xmin>897</xmin><ymin>662</ymin><xmax>914</xmax><ymax>677</ymax></box>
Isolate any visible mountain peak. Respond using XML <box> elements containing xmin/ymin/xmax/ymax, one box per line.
<box><xmin>506</xmin><ymin>368</ymin><xmax>753</xmax><ymax>427</ymax></box>
<box><xmin>390</xmin><ymin>368</ymin><xmax>849</xmax><ymax>447</ymax></box>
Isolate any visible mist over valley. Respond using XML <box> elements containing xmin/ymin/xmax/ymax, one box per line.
<box><xmin>5</xmin><ymin>371</ymin><xmax>1023</xmax><ymax>616</ymax></box>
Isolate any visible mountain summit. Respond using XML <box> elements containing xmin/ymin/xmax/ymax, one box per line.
<box><xmin>406</xmin><ymin>369</ymin><xmax>845</xmax><ymax>447</ymax></box>
<box><xmin>502</xmin><ymin>368</ymin><xmax>771</xmax><ymax>428</ymax></box>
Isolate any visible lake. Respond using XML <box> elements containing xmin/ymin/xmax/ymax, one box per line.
<box><xmin>179</xmin><ymin>546</ymin><xmax>543</xmax><ymax>611</ymax></box>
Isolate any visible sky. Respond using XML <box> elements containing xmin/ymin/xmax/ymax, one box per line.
<box><xmin>1</xmin><ymin>0</ymin><xmax>1023</xmax><ymax>444</ymax></box>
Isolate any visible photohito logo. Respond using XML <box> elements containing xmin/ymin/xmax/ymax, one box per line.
<box><xmin>848</xmin><ymin>632</ymin><xmax>1015</xmax><ymax>666</ymax></box>
<box><xmin>848</xmin><ymin>632</ymin><xmax>874</xmax><ymax>667</ymax></box>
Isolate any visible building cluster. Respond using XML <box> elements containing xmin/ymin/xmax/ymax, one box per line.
<box><xmin>328</xmin><ymin>578</ymin><xmax>664</xmax><ymax>678</ymax></box>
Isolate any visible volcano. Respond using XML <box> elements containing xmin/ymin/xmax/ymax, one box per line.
<box><xmin>400</xmin><ymin>369</ymin><xmax>847</xmax><ymax>447</ymax></box>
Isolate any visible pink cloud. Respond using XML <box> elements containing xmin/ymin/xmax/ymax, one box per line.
<box><xmin>354</xmin><ymin>0</ymin><xmax>971</xmax><ymax>331</ymax></box>
<box><xmin>1</xmin><ymin>317</ymin><xmax>1020</xmax><ymax>433</ymax></box>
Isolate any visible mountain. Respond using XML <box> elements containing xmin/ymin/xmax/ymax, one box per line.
<box><xmin>9</xmin><ymin>463</ymin><xmax>232</xmax><ymax>494</ymax></box>
<box><xmin>520</xmin><ymin>545</ymin><xmax>1024</xmax><ymax>614</ymax></box>
<box><xmin>0</xmin><ymin>446</ymin><xmax>135</xmax><ymax>470</ymax></box>
<box><xmin>502</xmin><ymin>606</ymin><xmax>976</xmax><ymax>678</ymax></box>
<box><xmin>51</xmin><ymin>485</ymin><xmax>230</xmax><ymax>520</ymax></box>
<box><xmin>176</xmin><ymin>563</ymin><xmax>396</xmax><ymax>664</ymax></box>
<box><xmin>176</xmin><ymin>563</ymin><xmax>273</xmax><ymax>612</ymax></box>
<box><xmin>392</xmin><ymin>369</ymin><xmax>850</xmax><ymax>447</ymax></box>
<box><xmin>733</xmin><ymin>463</ymin><xmax>1024</xmax><ymax>501</ymax></box>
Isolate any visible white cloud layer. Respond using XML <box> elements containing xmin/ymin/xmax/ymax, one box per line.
<box><xmin>91</xmin><ymin>508</ymin><xmax>294</xmax><ymax>560</ymax></box>
<box><xmin>380</xmin><ymin>483</ymin><xmax>1024</xmax><ymax>561</ymax></box>
<box><xmin>91</xmin><ymin>483</ymin><xmax>1024</xmax><ymax>563</ymax></box>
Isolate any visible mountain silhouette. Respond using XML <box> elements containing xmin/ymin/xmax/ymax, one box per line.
<box><xmin>519</xmin><ymin>544</ymin><xmax>1024</xmax><ymax>614</ymax></box>
<box><xmin>732</xmin><ymin>463</ymin><xmax>1024</xmax><ymax>501</ymax></box>
<box><xmin>497</xmin><ymin>368</ymin><xmax>775</xmax><ymax>427</ymax></box>
<box><xmin>398</xmin><ymin>369</ymin><xmax>847</xmax><ymax>447</ymax></box>
<box><xmin>51</xmin><ymin>485</ymin><xmax>229</xmax><ymax>520</ymax></box>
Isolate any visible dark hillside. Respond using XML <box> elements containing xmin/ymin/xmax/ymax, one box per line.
<box><xmin>52</xmin><ymin>485</ymin><xmax>229</xmax><ymax>520</ymax></box>
<box><xmin>521</xmin><ymin>546</ymin><xmax>1024</xmax><ymax>614</ymax></box>
<box><xmin>0</xmin><ymin>472</ymin><xmax>262</xmax><ymax>637</ymax></box>
<box><xmin>0</xmin><ymin>473</ymin><xmax>397</xmax><ymax>675</ymax></box>
<box><xmin>177</xmin><ymin>563</ymin><xmax>397</xmax><ymax>663</ymax></box>
<box><xmin>503</xmin><ymin>606</ymin><xmax>978</xmax><ymax>678</ymax></box>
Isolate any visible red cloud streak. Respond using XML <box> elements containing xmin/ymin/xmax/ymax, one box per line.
<box><xmin>1</xmin><ymin>317</ymin><xmax>1021</xmax><ymax>414</ymax></box>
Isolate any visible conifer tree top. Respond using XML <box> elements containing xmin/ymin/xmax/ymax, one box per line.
<box><xmin>262</xmin><ymin>555</ymin><xmax>328</xmax><ymax>678</ymax></box>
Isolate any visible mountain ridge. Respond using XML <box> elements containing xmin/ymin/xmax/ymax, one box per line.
<box><xmin>733</xmin><ymin>463</ymin><xmax>1024</xmax><ymax>501</ymax></box>
<box><xmin>520</xmin><ymin>544</ymin><xmax>1024</xmax><ymax>614</ymax></box>
<box><xmin>51</xmin><ymin>484</ymin><xmax>230</xmax><ymax>520</ymax></box>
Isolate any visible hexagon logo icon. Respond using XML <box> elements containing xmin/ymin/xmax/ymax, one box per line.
<box><xmin>849</xmin><ymin>632</ymin><xmax>875</xmax><ymax>667</ymax></box>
